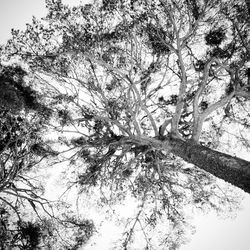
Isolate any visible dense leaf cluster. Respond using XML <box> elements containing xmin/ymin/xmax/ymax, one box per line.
<box><xmin>205</xmin><ymin>27</ymin><xmax>226</xmax><ymax>46</ymax></box>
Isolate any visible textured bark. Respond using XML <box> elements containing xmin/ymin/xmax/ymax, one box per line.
<box><xmin>168</xmin><ymin>137</ymin><xmax>250</xmax><ymax>194</ymax></box>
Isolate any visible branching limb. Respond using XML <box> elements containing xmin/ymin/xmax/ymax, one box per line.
<box><xmin>122</xmin><ymin>197</ymin><xmax>146</xmax><ymax>249</ymax></box>
<box><xmin>83</xmin><ymin>52</ymin><xmax>128</xmax><ymax>79</ymax></box>
<box><xmin>161</xmin><ymin>3</ymin><xmax>188</xmax><ymax>138</ymax></box>
<box><xmin>170</xmin><ymin>49</ymin><xmax>187</xmax><ymax>137</ymax></box>
<box><xmin>127</xmin><ymin>87</ymin><xmax>142</xmax><ymax>135</ymax></box>
<box><xmin>192</xmin><ymin>58</ymin><xmax>218</xmax><ymax>139</ymax></box>
<box><xmin>192</xmin><ymin>92</ymin><xmax>235</xmax><ymax>142</ymax></box>
<box><xmin>0</xmin><ymin>196</ymin><xmax>21</xmax><ymax>221</ymax></box>
<box><xmin>127</xmin><ymin>77</ymin><xmax>159</xmax><ymax>136</ymax></box>
<box><xmin>192</xmin><ymin>57</ymin><xmax>231</xmax><ymax>141</ymax></box>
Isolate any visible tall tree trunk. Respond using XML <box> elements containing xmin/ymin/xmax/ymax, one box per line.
<box><xmin>168</xmin><ymin>137</ymin><xmax>250</xmax><ymax>194</ymax></box>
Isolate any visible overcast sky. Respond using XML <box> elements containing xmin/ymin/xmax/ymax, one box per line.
<box><xmin>0</xmin><ymin>0</ymin><xmax>46</xmax><ymax>43</ymax></box>
<box><xmin>0</xmin><ymin>1</ymin><xmax>250</xmax><ymax>249</ymax></box>
<box><xmin>0</xmin><ymin>0</ymin><xmax>86</xmax><ymax>43</ymax></box>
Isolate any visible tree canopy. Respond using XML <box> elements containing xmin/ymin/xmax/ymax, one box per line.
<box><xmin>1</xmin><ymin>0</ymin><xmax>250</xmax><ymax>249</ymax></box>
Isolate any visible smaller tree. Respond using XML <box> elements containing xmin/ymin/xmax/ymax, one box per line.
<box><xmin>0</xmin><ymin>204</ymin><xmax>95</xmax><ymax>249</ymax></box>
<box><xmin>0</xmin><ymin>64</ymin><xmax>94</xmax><ymax>249</ymax></box>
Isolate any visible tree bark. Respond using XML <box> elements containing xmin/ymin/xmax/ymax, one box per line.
<box><xmin>168</xmin><ymin>137</ymin><xmax>250</xmax><ymax>194</ymax></box>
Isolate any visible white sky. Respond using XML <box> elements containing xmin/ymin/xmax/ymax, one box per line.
<box><xmin>0</xmin><ymin>1</ymin><xmax>250</xmax><ymax>249</ymax></box>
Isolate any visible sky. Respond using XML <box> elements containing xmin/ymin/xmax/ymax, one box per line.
<box><xmin>0</xmin><ymin>0</ymin><xmax>46</xmax><ymax>43</ymax></box>
<box><xmin>0</xmin><ymin>1</ymin><xmax>250</xmax><ymax>249</ymax></box>
<box><xmin>0</xmin><ymin>0</ymin><xmax>86</xmax><ymax>43</ymax></box>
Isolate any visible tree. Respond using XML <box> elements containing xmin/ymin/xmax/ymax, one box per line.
<box><xmin>2</xmin><ymin>0</ymin><xmax>250</xmax><ymax>248</ymax></box>
<box><xmin>0</xmin><ymin>204</ymin><xmax>95</xmax><ymax>250</ymax></box>
<box><xmin>0</xmin><ymin>64</ymin><xmax>94</xmax><ymax>249</ymax></box>
<box><xmin>0</xmin><ymin>64</ymin><xmax>52</xmax><ymax>217</ymax></box>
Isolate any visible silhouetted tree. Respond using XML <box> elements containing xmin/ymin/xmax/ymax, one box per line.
<box><xmin>2</xmin><ymin>0</ymin><xmax>250</xmax><ymax>248</ymax></box>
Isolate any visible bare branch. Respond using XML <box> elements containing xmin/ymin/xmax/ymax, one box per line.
<box><xmin>128</xmin><ymin>77</ymin><xmax>159</xmax><ymax>136</ymax></box>
<box><xmin>192</xmin><ymin>92</ymin><xmax>235</xmax><ymax>142</ymax></box>
<box><xmin>170</xmin><ymin>50</ymin><xmax>187</xmax><ymax>137</ymax></box>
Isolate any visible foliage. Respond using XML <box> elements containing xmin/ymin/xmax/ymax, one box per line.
<box><xmin>1</xmin><ymin>0</ymin><xmax>250</xmax><ymax>249</ymax></box>
<box><xmin>0</xmin><ymin>204</ymin><xmax>95</xmax><ymax>250</ymax></box>
<box><xmin>205</xmin><ymin>27</ymin><xmax>226</xmax><ymax>46</ymax></box>
<box><xmin>0</xmin><ymin>64</ymin><xmax>52</xmax><ymax>116</ymax></box>
<box><xmin>0</xmin><ymin>61</ymin><xmax>92</xmax><ymax>249</ymax></box>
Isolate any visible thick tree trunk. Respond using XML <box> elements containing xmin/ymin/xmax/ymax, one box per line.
<box><xmin>168</xmin><ymin>137</ymin><xmax>250</xmax><ymax>194</ymax></box>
